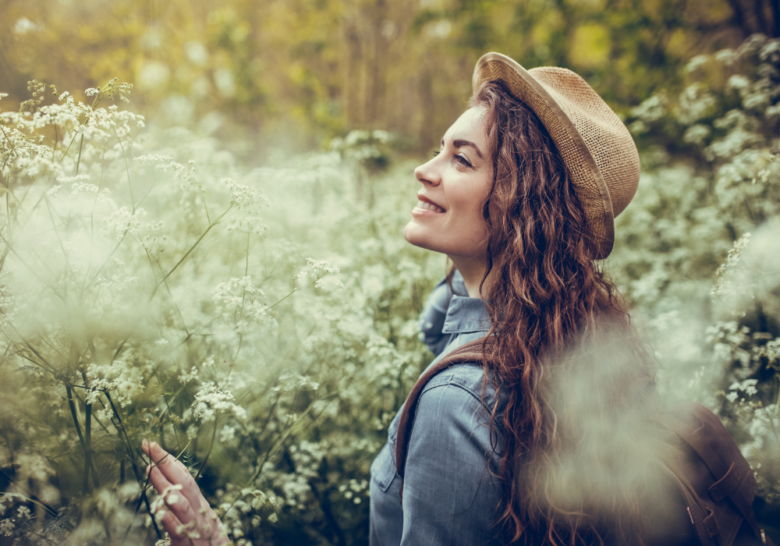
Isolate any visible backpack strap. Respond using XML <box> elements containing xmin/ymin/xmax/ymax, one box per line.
<box><xmin>395</xmin><ymin>337</ymin><xmax>495</xmax><ymax>480</ymax></box>
<box><xmin>658</xmin><ymin>405</ymin><xmax>772</xmax><ymax>545</ymax></box>
<box><xmin>657</xmin><ymin>452</ymin><xmax>722</xmax><ymax>546</ymax></box>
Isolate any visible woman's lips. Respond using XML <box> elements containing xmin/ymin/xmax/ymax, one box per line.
<box><xmin>414</xmin><ymin>200</ymin><xmax>445</xmax><ymax>213</ymax></box>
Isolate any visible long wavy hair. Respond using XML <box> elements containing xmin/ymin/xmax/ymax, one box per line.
<box><xmin>467</xmin><ymin>81</ymin><xmax>660</xmax><ymax>545</ymax></box>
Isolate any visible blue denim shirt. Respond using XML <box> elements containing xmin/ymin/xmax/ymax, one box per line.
<box><xmin>369</xmin><ymin>272</ymin><xmax>507</xmax><ymax>546</ymax></box>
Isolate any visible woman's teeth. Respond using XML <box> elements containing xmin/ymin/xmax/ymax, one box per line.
<box><xmin>416</xmin><ymin>200</ymin><xmax>445</xmax><ymax>213</ymax></box>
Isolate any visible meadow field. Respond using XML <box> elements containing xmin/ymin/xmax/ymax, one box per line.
<box><xmin>0</xmin><ymin>1</ymin><xmax>779</xmax><ymax>544</ymax></box>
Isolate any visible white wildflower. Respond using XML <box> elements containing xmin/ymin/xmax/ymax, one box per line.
<box><xmin>0</xmin><ymin>518</ymin><xmax>14</xmax><ymax>536</ymax></box>
<box><xmin>189</xmin><ymin>382</ymin><xmax>247</xmax><ymax>423</ymax></box>
<box><xmin>213</xmin><ymin>276</ymin><xmax>268</xmax><ymax>324</ymax></box>
<box><xmin>728</xmin><ymin>378</ymin><xmax>759</xmax><ymax>397</ymax></box>
<box><xmin>87</xmin><ymin>354</ymin><xmax>146</xmax><ymax>408</ymax></box>
<box><xmin>272</xmin><ymin>372</ymin><xmax>319</xmax><ymax>394</ymax></box>
<box><xmin>226</xmin><ymin>216</ymin><xmax>268</xmax><ymax>235</ymax></box>
<box><xmin>220</xmin><ymin>425</ymin><xmax>236</xmax><ymax>442</ymax></box>
<box><xmin>223</xmin><ymin>178</ymin><xmax>267</xmax><ymax>210</ymax></box>
<box><xmin>727</xmin><ymin>75</ymin><xmax>750</xmax><ymax>90</ymax></box>
<box><xmin>712</xmin><ymin>232</ymin><xmax>751</xmax><ymax>300</ymax></box>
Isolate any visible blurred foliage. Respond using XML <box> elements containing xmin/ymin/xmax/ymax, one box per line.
<box><xmin>615</xmin><ymin>32</ymin><xmax>780</xmax><ymax>523</ymax></box>
<box><xmin>0</xmin><ymin>0</ymin><xmax>774</xmax><ymax>152</ymax></box>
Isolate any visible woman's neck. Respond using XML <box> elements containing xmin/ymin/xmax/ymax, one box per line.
<box><xmin>450</xmin><ymin>256</ymin><xmax>490</xmax><ymax>299</ymax></box>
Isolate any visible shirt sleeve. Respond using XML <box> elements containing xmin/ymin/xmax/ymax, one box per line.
<box><xmin>400</xmin><ymin>379</ymin><xmax>502</xmax><ymax>546</ymax></box>
<box><xmin>418</xmin><ymin>277</ymin><xmax>454</xmax><ymax>357</ymax></box>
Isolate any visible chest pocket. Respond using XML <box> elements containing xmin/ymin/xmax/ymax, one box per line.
<box><xmin>370</xmin><ymin>442</ymin><xmax>398</xmax><ymax>493</ymax></box>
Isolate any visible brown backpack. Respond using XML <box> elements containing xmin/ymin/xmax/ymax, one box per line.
<box><xmin>395</xmin><ymin>338</ymin><xmax>775</xmax><ymax>546</ymax></box>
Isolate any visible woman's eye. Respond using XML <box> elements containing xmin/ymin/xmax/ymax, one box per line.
<box><xmin>431</xmin><ymin>150</ymin><xmax>471</xmax><ymax>168</ymax></box>
<box><xmin>454</xmin><ymin>154</ymin><xmax>472</xmax><ymax>167</ymax></box>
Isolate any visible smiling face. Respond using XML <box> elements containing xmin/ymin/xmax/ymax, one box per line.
<box><xmin>403</xmin><ymin>105</ymin><xmax>493</xmax><ymax>265</ymax></box>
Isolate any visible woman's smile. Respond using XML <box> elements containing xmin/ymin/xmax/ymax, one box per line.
<box><xmin>412</xmin><ymin>194</ymin><xmax>446</xmax><ymax>214</ymax></box>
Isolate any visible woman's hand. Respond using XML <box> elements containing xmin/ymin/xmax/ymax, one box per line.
<box><xmin>142</xmin><ymin>440</ymin><xmax>230</xmax><ymax>546</ymax></box>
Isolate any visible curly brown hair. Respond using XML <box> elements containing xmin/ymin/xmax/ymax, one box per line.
<box><xmin>467</xmin><ymin>80</ymin><xmax>659</xmax><ymax>545</ymax></box>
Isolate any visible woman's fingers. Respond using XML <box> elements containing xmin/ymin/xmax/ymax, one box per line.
<box><xmin>141</xmin><ymin>440</ymin><xmax>229</xmax><ymax>545</ymax></box>
<box><xmin>157</xmin><ymin>509</ymin><xmax>188</xmax><ymax>544</ymax></box>
<box><xmin>142</xmin><ymin>440</ymin><xmax>204</xmax><ymax>514</ymax></box>
<box><xmin>146</xmin><ymin>460</ymin><xmax>199</xmax><ymax>528</ymax></box>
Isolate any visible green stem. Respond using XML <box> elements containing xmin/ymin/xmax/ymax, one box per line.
<box><xmin>195</xmin><ymin>417</ymin><xmax>218</xmax><ymax>480</ymax></box>
<box><xmin>106</xmin><ymin>393</ymin><xmax>163</xmax><ymax>541</ymax></box>
<box><xmin>112</xmin><ymin>126</ymin><xmax>135</xmax><ymax>211</ymax></box>
<box><xmin>199</xmin><ymin>185</ymin><xmax>211</xmax><ymax>224</ymax></box>
<box><xmin>65</xmin><ymin>385</ymin><xmax>88</xmax><ymax>492</ymax></box>
<box><xmin>75</xmin><ymin>133</ymin><xmax>84</xmax><ymax>175</ymax></box>
<box><xmin>43</xmin><ymin>196</ymin><xmax>72</xmax><ymax>272</ymax></box>
<box><xmin>81</xmin><ymin>371</ymin><xmax>100</xmax><ymax>490</ymax></box>
<box><xmin>149</xmin><ymin>205</ymin><xmax>233</xmax><ymax>299</ymax></box>
<box><xmin>84</xmin><ymin>402</ymin><xmax>92</xmax><ymax>493</ymax></box>
<box><xmin>57</xmin><ymin>127</ymin><xmax>82</xmax><ymax>165</ymax></box>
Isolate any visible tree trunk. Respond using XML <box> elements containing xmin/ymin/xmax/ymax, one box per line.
<box><xmin>418</xmin><ymin>61</ymin><xmax>435</xmax><ymax>152</ymax></box>
<box><xmin>727</xmin><ymin>0</ymin><xmax>752</xmax><ymax>37</ymax></box>
<box><xmin>366</xmin><ymin>0</ymin><xmax>387</xmax><ymax>128</ymax></box>
<box><xmin>345</xmin><ymin>19</ymin><xmax>363</xmax><ymax>128</ymax></box>
<box><xmin>753</xmin><ymin>0</ymin><xmax>769</xmax><ymax>34</ymax></box>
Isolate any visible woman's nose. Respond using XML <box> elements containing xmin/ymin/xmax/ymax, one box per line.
<box><xmin>414</xmin><ymin>157</ymin><xmax>441</xmax><ymax>186</ymax></box>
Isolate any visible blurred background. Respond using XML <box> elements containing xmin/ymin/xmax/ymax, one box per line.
<box><xmin>0</xmin><ymin>0</ymin><xmax>769</xmax><ymax>154</ymax></box>
<box><xmin>1</xmin><ymin>1</ymin><xmax>780</xmax><ymax>545</ymax></box>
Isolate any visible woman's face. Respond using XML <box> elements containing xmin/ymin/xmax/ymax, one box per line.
<box><xmin>403</xmin><ymin>105</ymin><xmax>493</xmax><ymax>263</ymax></box>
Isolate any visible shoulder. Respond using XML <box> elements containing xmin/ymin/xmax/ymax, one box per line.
<box><xmin>403</xmin><ymin>363</ymin><xmax>505</xmax><ymax>524</ymax></box>
<box><xmin>416</xmin><ymin>363</ymin><xmax>503</xmax><ymax>427</ymax></box>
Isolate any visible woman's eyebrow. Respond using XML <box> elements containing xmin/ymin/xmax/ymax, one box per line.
<box><xmin>441</xmin><ymin>138</ymin><xmax>484</xmax><ymax>159</ymax></box>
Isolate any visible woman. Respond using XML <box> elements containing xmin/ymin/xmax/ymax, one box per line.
<box><xmin>143</xmin><ymin>52</ymin><xmax>649</xmax><ymax>546</ymax></box>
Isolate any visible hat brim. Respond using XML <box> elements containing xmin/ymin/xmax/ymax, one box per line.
<box><xmin>472</xmin><ymin>52</ymin><xmax>615</xmax><ymax>259</ymax></box>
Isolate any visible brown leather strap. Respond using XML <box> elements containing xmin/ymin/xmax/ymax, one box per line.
<box><xmin>395</xmin><ymin>337</ymin><xmax>496</xmax><ymax>480</ymax></box>
<box><xmin>659</xmin><ymin>407</ymin><xmax>764</xmax><ymax>543</ymax></box>
<box><xmin>658</xmin><ymin>453</ymin><xmax>719</xmax><ymax>546</ymax></box>
<box><xmin>709</xmin><ymin>462</ymin><xmax>741</xmax><ymax>503</ymax></box>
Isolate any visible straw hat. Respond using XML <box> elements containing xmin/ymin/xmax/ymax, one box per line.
<box><xmin>472</xmin><ymin>52</ymin><xmax>640</xmax><ymax>259</ymax></box>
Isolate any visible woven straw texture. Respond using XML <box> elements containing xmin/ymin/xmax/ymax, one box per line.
<box><xmin>472</xmin><ymin>53</ymin><xmax>640</xmax><ymax>259</ymax></box>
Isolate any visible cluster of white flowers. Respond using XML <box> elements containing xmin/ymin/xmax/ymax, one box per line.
<box><xmin>711</xmin><ymin>232</ymin><xmax>751</xmax><ymax>300</ymax></box>
<box><xmin>185</xmin><ymin>381</ymin><xmax>247</xmax><ymax>424</ymax></box>
<box><xmin>86</xmin><ymin>353</ymin><xmax>149</xmax><ymax>408</ymax></box>
<box><xmin>294</xmin><ymin>258</ymin><xmax>343</xmax><ymax>290</ymax></box>
<box><xmin>0</xmin><ymin>501</ymin><xmax>32</xmax><ymax>538</ymax></box>
<box><xmin>223</xmin><ymin>177</ymin><xmax>266</xmax><ymax>210</ymax></box>
<box><xmin>754</xmin><ymin>337</ymin><xmax>780</xmax><ymax>365</ymax></box>
<box><xmin>706</xmin><ymin>321</ymin><xmax>752</xmax><ymax>366</ymax></box>
<box><xmin>338</xmin><ymin>478</ymin><xmax>369</xmax><ymax>504</ymax></box>
<box><xmin>726</xmin><ymin>378</ymin><xmax>759</xmax><ymax>403</ymax></box>
<box><xmin>271</xmin><ymin>372</ymin><xmax>320</xmax><ymax>394</ymax></box>
<box><xmin>102</xmin><ymin>206</ymin><xmax>146</xmax><ymax>241</ymax></box>
<box><xmin>212</xmin><ymin>276</ymin><xmax>269</xmax><ymax>325</ymax></box>
<box><xmin>226</xmin><ymin>215</ymin><xmax>267</xmax><ymax>235</ymax></box>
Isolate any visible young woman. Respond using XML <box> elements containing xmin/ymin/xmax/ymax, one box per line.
<box><xmin>142</xmin><ymin>52</ymin><xmax>649</xmax><ymax>546</ymax></box>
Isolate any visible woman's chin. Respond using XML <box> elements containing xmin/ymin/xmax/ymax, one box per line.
<box><xmin>403</xmin><ymin>221</ymin><xmax>434</xmax><ymax>251</ymax></box>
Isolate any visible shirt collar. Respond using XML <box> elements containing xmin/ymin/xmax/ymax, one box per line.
<box><xmin>442</xmin><ymin>295</ymin><xmax>492</xmax><ymax>334</ymax></box>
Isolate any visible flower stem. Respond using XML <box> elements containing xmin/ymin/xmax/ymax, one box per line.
<box><xmin>196</xmin><ymin>417</ymin><xmax>218</xmax><ymax>480</ymax></box>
